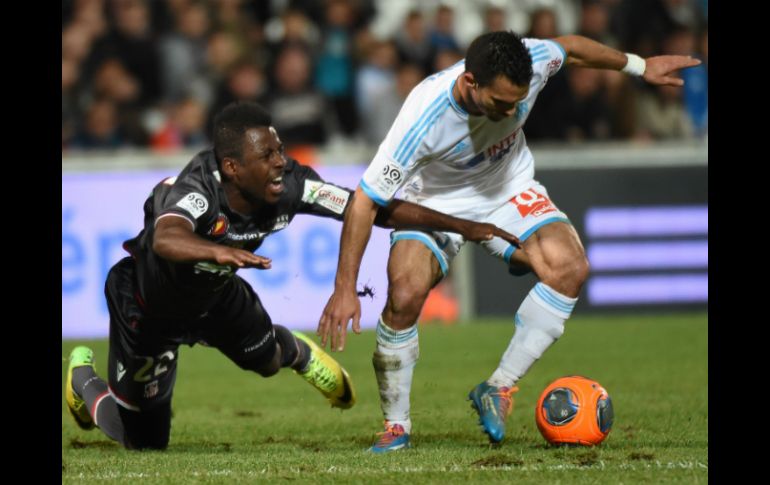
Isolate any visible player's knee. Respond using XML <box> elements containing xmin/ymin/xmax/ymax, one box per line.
<box><xmin>119</xmin><ymin>405</ymin><xmax>171</xmax><ymax>450</ymax></box>
<box><xmin>542</xmin><ymin>254</ymin><xmax>589</xmax><ymax>294</ymax></box>
<box><xmin>551</xmin><ymin>254</ymin><xmax>589</xmax><ymax>286</ymax></box>
<box><xmin>387</xmin><ymin>276</ymin><xmax>430</xmax><ymax>319</ymax></box>
<box><xmin>573</xmin><ymin>255</ymin><xmax>590</xmax><ymax>286</ymax></box>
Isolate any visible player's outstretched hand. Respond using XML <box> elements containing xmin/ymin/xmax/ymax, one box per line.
<box><xmin>318</xmin><ymin>289</ymin><xmax>361</xmax><ymax>351</ymax></box>
<box><xmin>214</xmin><ymin>247</ymin><xmax>272</xmax><ymax>269</ymax></box>
<box><xmin>462</xmin><ymin>222</ymin><xmax>521</xmax><ymax>248</ymax></box>
<box><xmin>643</xmin><ymin>55</ymin><xmax>702</xmax><ymax>87</ymax></box>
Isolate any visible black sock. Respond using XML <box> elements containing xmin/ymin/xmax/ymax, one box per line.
<box><xmin>71</xmin><ymin>366</ymin><xmax>97</xmax><ymax>396</ymax></box>
<box><xmin>71</xmin><ymin>367</ymin><xmax>127</xmax><ymax>445</ymax></box>
<box><xmin>273</xmin><ymin>325</ymin><xmax>311</xmax><ymax>371</ymax></box>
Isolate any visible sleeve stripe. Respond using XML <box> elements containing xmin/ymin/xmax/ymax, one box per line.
<box><xmin>155</xmin><ymin>212</ymin><xmax>195</xmax><ymax>230</ymax></box>
<box><xmin>543</xmin><ymin>39</ymin><xmax>567</xmax><ymax>61</ymax></box>
<box><xmin>359</xmin><ymin>179</ymin><xmax>390</xmax><ymax>207</ymax></box>
<box><xmin>393</xmin><ymin>93</ymin><xmax>447</xmax><ymax>163</ymax></box>
<box><xmin>398</xmin><ymin>100</ymin><xmax>450</xmax><ymax>164</ymax></box>
<box><xmin>531</xmin><ymin>55</ymin><xmax>550</xmax><ymax>63</ymax></box>
<box><xmin>528</xmin><ymin>45</ymin><xmax>548</xmax><ymax>55</ymax></box>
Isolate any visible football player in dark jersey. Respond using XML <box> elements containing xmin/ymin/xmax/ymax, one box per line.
<box><xmin>65</xmin><ymin>101</ymin><xmax>520</xmax><ymax>450</ymax></box>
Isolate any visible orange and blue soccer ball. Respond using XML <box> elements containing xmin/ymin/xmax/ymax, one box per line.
<box><xmin>535</xmin><ymin>375</ymin><xmax>614</xmax><ymax>446</ymax></box>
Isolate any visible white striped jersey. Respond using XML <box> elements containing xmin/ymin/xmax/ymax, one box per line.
<box><xmin>360</xmin><ymin>38</ymin><xmax>567</xmax><ymax>217</ymax></box>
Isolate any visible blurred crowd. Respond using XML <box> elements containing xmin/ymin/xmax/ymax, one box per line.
<box><xmin>62</xmin><ymin>0</ymin><xmax>708</xmax><ymax>153</ymax></box>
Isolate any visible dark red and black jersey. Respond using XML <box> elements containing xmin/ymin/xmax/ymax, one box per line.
<box><xmin>122</xmin><ymin>149</ymin><xmax>353</xmax><ymax>318</ymax></box>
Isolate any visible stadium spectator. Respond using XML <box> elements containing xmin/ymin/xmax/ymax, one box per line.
<box><xmin>61</xmin><ymin>1</ymin><xmax>708</xmax><ymax>150</ymax></box>
<box><xmin>264</xmin><ymin>8</ymin><xmax>319</xmax><ymax>58</ymax></box>
<box><xmin>172</xmin><ymin>97</ymin><xmax>209</xmax><ymax>147</ymax></box>
<box><xmin>634</xmin><ymin>83</ymin><xmax>694</xmax><ymax>140</ymax></box>
<box><xmin>518</xmin><ymin>7</ymin><xmax>571</xmax><ymax>141</ymax></box>
<box><xmin>315</xmin><ymin>0</ymin><xmax>359</xmax><ymax>135</ymax></box>
<box><xmin>432</xmin><ymin>47</ymin><xmax>463</xmax><ymax>73</ymax></box>
<box><xmin>527</xmin><ymin>8</ymin><xmax>559</xmax><ymax>39</ymax></box>
<box><xmin>265</xmin><ymin>45</ymin><xmax>328</xmax><ymax>147</ymax></box>
<box><xmin>318</xmin><ymin>30</ymin><xmax>700</xmax><ymax>453</ymax></box>
<box><xmin>355</xmin><ymin>40</ymin><xmax>399</xmax><ymax>143</ymax></box>
<box><xmin>523</xmin><ymin>65</ymin><xmax>616</xmax><ymax>142</ymax></box>
<box><xmin>71</xmin><ymin>0</ymin><xmax>109</xmax><ymax>41</ymax></box>
<box><xmin>149</xmin><ymin>97</ymin><xmax>209</xmax><ymax>151</ymax></box>
<box><xmin>577</xmin><ymin>0</ymin><xmax>619</xmax><ymax>48</ymax></box>
<box><xmin>208</xmin><ymin>60</ymin><xmax>269</xmax><ymax>134</ymax></box>
<box><xmin>63</xmin><ymin>57</ymin><xmax>83</xmax><ymax>148</ymax></box>
<box><xmin>91</xmin><ymin>58</ymin><xmax>148</xmax><ymax>145</ymax></box>
<box><xmin>562</xmin><ymin>68</ymin><xmax>615</xmax><ymax>141</ymax></box>
<box><xmin>64</xmin><ymin>101</ymin><xmax>519</xmax><ymax>450</ymax></box>
<box><xmin>63</xmin><ymin>22</ymin><xmax>95</xmax><ymax>65</ymax></box>
<box><xmin>88</xmin><ymin>0</ymin><xmax>162</xmax><ymax>107</ymax></box>
<box><xmin>395</xmin><ymin>10</ymin><xmax>434</xmax><ymax>74</ymax></box>
<box><xmin>205</xmin><ymin>30</ymin><xmax>245</xmax><ymax>91</ymax></box>
<box><xmin>662</xmin><ymin>26</ymin><xmax>707</xmax><ymax>136</ymax></box>
<box><xmin>428</xmin><ymin>5</ymin><xmax>460</xmax><ymax>54</ymax></box>
<box><xmin>482</xmin><ymin>5</ymin><xmax>506</xmax><ymax>33</ymax></box>
<box><xmin>365</xmin><ymin>62</ymin><xmax>424</xmax><ymax>145</ymax></box>
<box><xmin>159</xmin><ymin>1</ymin><xmax>211</xmax><ymax>104</ymax></box>
<box><xmin>71</xmin><ymin>98</ymin><xmax>126</xmax><ymax>149</ymax></box>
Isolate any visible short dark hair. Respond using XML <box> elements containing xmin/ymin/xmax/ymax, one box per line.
<box><xmin>465</xmin><ymin>31</ymin><xmax>533</xmax><ymax>88</ymax></box>
<box><xmin>213</xmin><ymin>101</ymin><xmax>272</xmax><ymax>164</ymax></box>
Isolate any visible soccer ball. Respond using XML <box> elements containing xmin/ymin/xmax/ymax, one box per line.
<box><xmin>535</xmin><ymin>375</ymin><xmax>614</xmax><ymax>446</ymax></box>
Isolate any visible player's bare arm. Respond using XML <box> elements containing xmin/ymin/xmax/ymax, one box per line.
<box><xmin>553</xmin><ymin>35</ymin><xmax>702</xmax><ymax>86</ymax></box>
<box><xmin>153</xmin><ymin>216</ymin><xmax>272</xmax><ymax>269</ymax></box>
<box><xmin>318</xmin><ymin>187</ymin><xmax>378</xmax><ymax>351</ymax></box>
<box><xmin>375</xmin><ymin>199</ymin><xmax>521</xmax><ymax>246</ymax></box>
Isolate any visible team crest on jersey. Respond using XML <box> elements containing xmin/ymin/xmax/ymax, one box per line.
<box><xmin>208</xmin><ymin>214</ymin><xmax>229</xmax><ymax>236</ymax></box>
<box><xmin>176</xmin><ymin>192</ymin><xmax>208</xmax><ymax>219</ymax></box>
<box><xmin>510</xmin><ymin>189</ymin><xmax>557</xmax><ymax>218</ymax></box>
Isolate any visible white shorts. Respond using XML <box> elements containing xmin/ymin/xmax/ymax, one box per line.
<box><xmin>391</xmin><ymin>182</ymin><xmax>571</xmax><ymax>275</ymax></box>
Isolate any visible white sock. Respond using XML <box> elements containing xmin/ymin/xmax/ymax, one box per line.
<box><xmin>488</xmin><ymin>282</ymin><xmax>577</xmax><ymax>388</ymax></box>
<box><xmin>372</xmin><ymin>316</ymin><xmax>419</xmax><ymax>434</ymax></box>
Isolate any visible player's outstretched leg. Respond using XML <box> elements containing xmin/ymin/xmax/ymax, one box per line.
<box><xmin>292</xmin><ymin>331</ymin><xmax>356</xmax><ymax>409</ymax></box>
<box><xmin>65</xmin><ymin>346</ymin><xmax>128</xmax><ymax>445</ymax></box>
<box><xmin>66</xmin><ymin>346</ymin><xmax>97</xmax><ymax>430</ymax></box>
<box><xmin>468</xmin><ymin>382</ymin><xmax>519</xmax><ymax>443</ymax></box>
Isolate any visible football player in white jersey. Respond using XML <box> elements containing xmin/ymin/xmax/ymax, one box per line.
<box><xmin>318</xmin><ymin>31</ymin><xmax>700</xmax><ymax>452</ymax></box>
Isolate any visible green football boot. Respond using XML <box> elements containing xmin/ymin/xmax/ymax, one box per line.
<box><xmin>293</xmin><ymin>332</ymin><xmax>356</xmax><ymax>409</ymax></box>
<box><xmin>65</xmin><ymin>346</ymin><xmax>96</xmax><ymax>430</ymax></box>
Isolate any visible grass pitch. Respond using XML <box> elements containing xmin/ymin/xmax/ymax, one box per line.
<box><xmin>62</xmin><ymin>313</ymin><xmax>707</xmax><ymax>483</ymax></box>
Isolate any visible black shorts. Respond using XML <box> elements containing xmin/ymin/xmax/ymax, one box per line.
<box><xmin>105</xmin><ymin>257</ymin><xmax>277</xmax><ymax>414</ymax></box>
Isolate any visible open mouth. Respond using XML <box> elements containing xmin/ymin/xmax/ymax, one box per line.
<box><xmin>268</xmin><ymin>175</ymin><xmax>284</xmax><ymax>196</ymax></box>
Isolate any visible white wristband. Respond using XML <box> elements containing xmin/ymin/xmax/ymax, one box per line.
<box><xmin>622</xmin><ymin>53</ymin><xmax>646</xmax><ymax>76</ymax></box>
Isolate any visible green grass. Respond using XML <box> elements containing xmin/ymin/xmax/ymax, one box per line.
<box><xmin>62</xmin><ymin>313</ymin><xmax>707</xmax><ymax>483</ymax></box>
